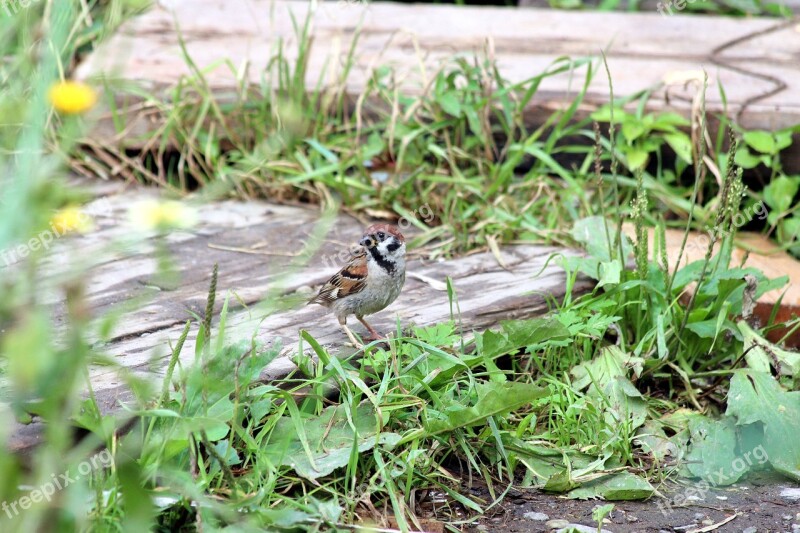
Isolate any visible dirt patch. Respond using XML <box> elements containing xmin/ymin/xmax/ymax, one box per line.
<box><xmin>463</xmin><ymin>473</ymin><xmax>799</xmax><ymax>532</ymax></box>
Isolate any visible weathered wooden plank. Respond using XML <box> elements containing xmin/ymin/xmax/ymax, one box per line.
<box><xmin>6</xmin><ymin>179</ymin><xmax>591</xmax><ymax>452</ymax></box>
<box><xmin>519</xmin><ymin>0</ymin><xmax>800</xmax><ymax>10</ymax></box>
<box><xmin>75</xmin><ymin>0</ymin><xmax>800</xmax><ymax>149</ymax></box>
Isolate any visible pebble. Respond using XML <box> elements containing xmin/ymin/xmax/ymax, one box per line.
<box><xmin>701</xmin><ymin>519</ymin><xmax>714</xmax><ymax>526</ymax></box>
<box><xmin>784</xmin><ymin>515</ymin><xmax>794</xmax><ymax>521</ymax></box>
<box><xmin>694</xmin><ymin>513</ymin><xmax>705</xmax><ymax>520</ymax></box>
<box><xmin>742</xmin><ymin>527</ymin><xmax>757</xmax><ymax>533</ymax></box>
<box><xmin>476</xmin><ymin>525</ymin><xmax>488</xmax><ymax>532</ymax></box>
<box><xmin>781</xmin><ymin>487</ymin><xmax>800</xmax><ymax>501</ymax></box>
<box><xmin>626</xmin><ymin>514</ymin><xmax>639</xmax><ymax>523</ymax></box>
<box><xmin>555</xmin><ymin>525</ymin><xmax>613</xmax><ymax>533</ymax></box>
<box><xmin>546</xmin><ymin>519</ymin><xmax>570</xmax><ymax>530</ymax></box>
<box><xmin>715</xmin><ymin>495</ymin><xmax>727</xmax><ymax>500</ymax></box>
<box><xmin>792</xmin><ymin>525</ymin><xmax>800</xmax><ymax>533</ymax></box>
<box><xmin>523</xmin><ymin>512</ymin><xmax>549</xmax><ymax>521</ymax></box>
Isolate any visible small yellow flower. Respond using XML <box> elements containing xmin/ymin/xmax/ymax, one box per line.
<box><xmin>48</xmin><ymin>81</ymin><xmax>97</xmax><ymax>115</ymax></box>
<box><xmin>50</xmin><ymin>206</ymin><xmax>94</xmax><ymax>235</ymax></box>
<box><xmin>128</xmin><ymin>200</ymin><xmax>197</xmax><ymax>231</ymax></box>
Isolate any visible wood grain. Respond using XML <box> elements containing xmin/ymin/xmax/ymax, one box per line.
<box><xmin>6</xmin><ymin>179</ymin><xmax>592</xmax><ymax>453</ymax></box>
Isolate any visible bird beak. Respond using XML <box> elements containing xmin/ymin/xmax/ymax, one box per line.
<box><xmin>359</xmin><ymin>236</ymin><xmax>373</xmax><ymax>247</ymax></box>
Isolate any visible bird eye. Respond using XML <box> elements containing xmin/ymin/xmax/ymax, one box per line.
<box><xmin>377</xmin><ymin>232</ymin><xmax>386</xmax><ymax>240</ymax></box>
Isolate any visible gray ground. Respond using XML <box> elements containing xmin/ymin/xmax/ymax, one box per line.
<box><xmin>459</xmin><ymin>473</ymin><xmax>800</xmax><ymax>532</ymax></box>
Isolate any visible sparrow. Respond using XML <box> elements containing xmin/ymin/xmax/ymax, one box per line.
<box><xmin>309</xmin><ymin>224</ymin><xmax>406</xmax><ymax>346</ymax></box>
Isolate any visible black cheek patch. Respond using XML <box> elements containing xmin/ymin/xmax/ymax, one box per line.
<box><xmin>386</xmin><ymin>241</ymin><xmax>401</xmax><ymax>253</ymax></box>
<box><xmin>368</xmin><ymin>246</ymin><xmax>396</xmax><ymax>274</ymax></box>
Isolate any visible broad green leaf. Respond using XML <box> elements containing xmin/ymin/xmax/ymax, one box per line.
<box><xmin>568</xmin><ymin>472</ymin><xmax>654</xmax><ymax>500</ymax></box>
<box><xmin>626</xmin><ymin>148</ymin><xmax>648</xmax><ymax>170</ymax></box>
<box><xmin>501</xmin><ymin>318</ymin><xmax>571</xmax><ymax>350</ymax></box>
<box><xmin>743</xmin><ymin>130</ymin><xmax>777</xmax><ymax>154</ymax></box>
<box><xmin>727</xmin><ymin>371</ymin><xmax>800</xmax><ymax>481</ymax></box>
<box><xmin>571</xmin><ymin>346</ymin><xmax>643</xmax><ymax>393</ymax></box>
<box><xmin>593</xmin><ymin>504</ymin><xmax>616</xmax><ymax>523</ymax></box>
<box><xmin>479</xmin><ymin>318</ymin><xmax>570</xmax><ymax>359</ymax></box>
<box><xmin>185</xmin><ymin>416</ymin><xmax>230</xmax><ymax>442</ymax></box>
<box><xmin>781</xmin><ymin>216</ymin><xmax>800</xmax><ymax>256</ymax></box>
<box><xmin>516</xmin><ymin>453</ymin><xmax>571</xmax><ymax>487</ymax></box>
<box><xmin>479</xmin><ymin>329</ymin><xmax>511</xmax><ymax>360</ymax></box>
<box><xmin>413</xmin><ymin>322</ymin><xmax>458</xmax><ymax>346</ymax></box>
<box><xmin>664</xmin><ymin>132</ymin><xmax>693</xmax><ymax>163</ymax></box>
<box><xmin>684</xmin><ymin>415</ymin><xmax>743</xmax><ymax>485</ymax></box>
<box><xmin>780</xmin><ymin>215</ymin><xmax>800</xmax><ymax>241</ymax></box>
<box><xmin>651</xmin><ymin>112</ymin><xmax>690</xmax><ymax>128</ymax></box>
<box><xmin>734</xmin><ymin>147</ymin><xmax>763</xmax><ymax>169</ymax></box>
<box><xmin>590</xmin><ymin>105</ymin><xmax>627</xmax><ymax>123</ymax></box>
<box><xmin>686</xmin><ymin>318</ymin><xmax>732</xmax><ymax>340</ymax></box>
<box><xmin>634</xmin><ymin>419</ymin><xmax>685</xmax><ymax>462</ymax></box>
<box><xmin>656</xmin><ymin>314</ymin><xmax>668</xmax><ymax>360</ymax></box>
<box><xmin>463</xmin><ymin>106</ymin><xmax>485</xmax><ymax>142</ymax></box>
<box><xmin>260</xmin><ymin>509</ymin><xmax>314</xmax><ymax>528</ymax></box>
<box><xmin>599</xmin><ymin>376</ymin><xmax>647</xmax><ymax>430</ymax></box>
<box><xmin>424</xmin><ymin>382</ymin><xmax>549</xmax><ymax>436</ymax></box>
<box><xmin>671</xmin><ymin>259</ymin><xmax>707</xmax><ymax>290</ymax></box>
<box><xmin>571</xmin><ymin>216</ymin><xmax>633</xmax><ymax>262</ymax></box>
<box><xmin>763</xmin><ymin>175</ymin><xmax>799</xmax><ymax>214</ymax></box>
<box><xmin>561</xmin><ymin>255</ymin><xmax>601</xmax><ymax>282</ymax></box>
<box><xmin>265</xmin><ymin>404</ymin><xmax>399</xmax><ymax>480</ymax></box>
<box><xmin>211</xmin><ymin>440</ymin><xmax>241</xmax><ymax>467</ymax></box>
<box><xmin>437</xmin><ymin>92</ymin><xmax>462</xmax><ymax>117</ymax></box>
<box><xmin>207</xmin><ymin>395</ymin><xmax>235</xmax><ymax>423</ymax></box>
<box><xmin>621</xmin><ymin>120</ymin><xmax>647</xmax><ymax>143</ymax></box>
<box><xmin>738</xmin><ymin>321</ymin><xmax>800</xmax><ymax>376</ymax></box>
<box><xmin>543</xmin><ymin>470</ymin><xmax>579</xmax><ymax>492</ymax></box>
<box><xmin>775</xmin><ymin>130</ymin><xmax>793</xmax><ymax>150</ymax></box>
<box><xmin>597</xmin><ymin>259</ymin><xmax>622</xmax><ymax>288</ymax></box>
<box><xmin>261</xmin><ymin>498</ymin><xmax>340</xmax><ymax>526</ymax></box>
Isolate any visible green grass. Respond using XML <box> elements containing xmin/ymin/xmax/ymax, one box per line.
<box><xmin>1</xmin><ymin>1</ymin><xmax>799</xmax><ymax>532</ymax></box>
<box><xmin>80</xmin><ymin>14</ymin><xmax>800</xmax><ymax>259</ymax></box>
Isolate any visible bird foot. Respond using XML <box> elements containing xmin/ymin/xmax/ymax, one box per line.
<box><xmin>341</xmin><ymin>324</ymin><xmax>364</xmax><ymax>349</ymax></box>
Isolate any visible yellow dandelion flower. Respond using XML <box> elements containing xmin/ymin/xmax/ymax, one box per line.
<box><xmin>128</xmin><ymin>200</ymin><xmax>197</xmax><ymax>231</ymax></box>
<box><xmin>50</xmin><ymin>206</ymin><xmax>94</xmax><ymax>235</ymax></box>
<box><xmin>48</xmin><ymin>81</ymin><xmax>97</xmax><ymax>115</ymax></box>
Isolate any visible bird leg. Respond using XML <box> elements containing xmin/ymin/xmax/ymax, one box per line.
<box><xmin>338</xmin><ymin>318</ymin><xmax>363</xmax><ymax>348</ymax></box>
<box><xmin>342</xmin><ymin>324</ymin><xmax>363</xmax><ymax>348</ymax></box>
<box><xmin>357</xmin><ymin>316</ymin><xmax>384</xmax><ymax>341</ymax></box>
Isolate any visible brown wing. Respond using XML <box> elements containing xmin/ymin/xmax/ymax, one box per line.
<box><xmin>308</xmin><ymin>250</ymin><xmax>368</xmax><ymax>306</ymax></box>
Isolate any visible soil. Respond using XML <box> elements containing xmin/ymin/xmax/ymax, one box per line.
<box><xmin>460</xmin><ymin>473</ymin><xmax>800</xmax><ymax>533</ymax></box>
